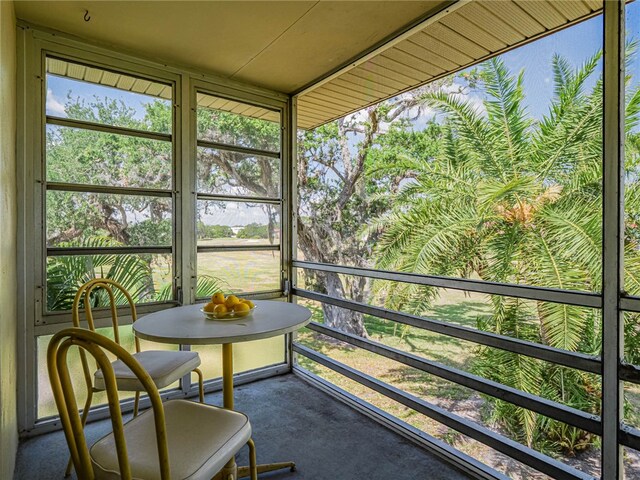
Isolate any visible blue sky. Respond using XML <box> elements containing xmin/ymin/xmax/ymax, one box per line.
<box><xmin>499</xmin><ymin>13</ymin><xmax>604</xmax><ymax>120</ymax></box>
<box><xmin>497</xmin><ymin>4</ymin><xmax>639</xmax><ymax>120</ymax></box>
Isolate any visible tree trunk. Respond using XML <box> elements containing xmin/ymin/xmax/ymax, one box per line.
<box><xmin>297</xmin><ymin>218</ymin><xmax>367</xmax><ymax>336</ymax></box>
<box><xmin>321</xmin><ymin>270</ymin><xmax>367</xmax><ymax>337</ymax></box>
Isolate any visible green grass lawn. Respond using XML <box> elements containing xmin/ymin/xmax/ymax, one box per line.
<box><xmin>196</xmin><ymin>238</ymin><xmax>280</xmax><ymax>293</ymax></box>
<box><xmin>147</xmin><ymin>238</ymin><xmax>281</xmax><ymax>296</ymax></box>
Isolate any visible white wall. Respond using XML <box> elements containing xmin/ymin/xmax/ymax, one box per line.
<box><xmin>0</xmin><ymin>0</ymin><xmax>18</xmax><ymax>477</ymax></box>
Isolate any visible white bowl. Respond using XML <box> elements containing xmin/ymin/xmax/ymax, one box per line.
<box><xmin>200</xmin><ymin>305</ymin><xmax>256</xmax><ymax>321</ymax></box>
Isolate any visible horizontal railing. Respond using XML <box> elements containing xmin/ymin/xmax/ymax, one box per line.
<box><xmin>47</xmin><ymin>245</ymin><xmax>172</xmax><ymax>256</ymax></box>
<box><xmin>304</xmin><ymin>321</ymin><xmax>602</xmax><ymax>435</ymax></box>
<box><xmin>619</xmin><ymin>424</ymin><xmax>640</xmax><ymax>452</ymax></box>
<box><xmin>293</xmin><ymin>260</ymin><xmax>602</xmax><ymax>308</ymax></box>
<box><xmin>293</xmin><ymin>288</ymin><xmax>601</xmax><ymax>374</ymax></box>
<box><xmin>196</xmin><ymin>192</ymin><xmax>281</xmax><ymax>204</ymax></box>
<box><xmin>196</xmin><ymin>138</ymin><xmax>280</xmax><ymax>158</ymax></box>
<box><xmin>195</xmin><ymin>288</ymin><xmax>284</xmax><ymax>302</ymax></box>
<box><xmin>291</xmin><ymin>260</ymin><xmax>640</xmax><ymax>478</ymax></box>
<box><xmin>197</xmin><ymin>244</ymin><xmax>279</xmax><ymax>253</ymax></box>
<box><xmin>46</xmin><ymin>182</ymin><xmax>174</xmax><ymax>197</ymax></box>
<box><xmin>37</xmin><ymin>300</ymin><xmax>179</xmax><ymax>328</ymax></box>
<box><xmin>47</xmin><ymin>115</ymin><xmax>172</xmax><ymax>142</ymax></box>
<box><xmin>618</xmin><ymin>296</ymin><xmax>640</xmax><ymax>313</ymax></box>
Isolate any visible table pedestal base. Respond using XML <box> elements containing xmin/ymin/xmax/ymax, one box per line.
<box><xmin>219</xmin><ymin>345</ymin><xmax>296</xmax><ymax>479</ymax></box>
<box><xmin>238</xmin><ymin>461</ymin><xmax>296</xmax><ymax>478</ymax></box>
<box><xmin>213</xmin><ymin>461</ymin><xmax>294</xmax><ymax>479</ymax></box>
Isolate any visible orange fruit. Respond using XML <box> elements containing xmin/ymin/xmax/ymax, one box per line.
<box><xmin>241</xmin><ymin>299</ymin><xmax>255</xmax><ymax>309</ymax></box>
<box><xmin>211</xmin><ymin>292</ymin><xmax>226</xmax><ymax>305</ymax></box>
<box><xmin>233</xmin><ymin>302</ymin><xmax>250</xmax><ymax>317</ymax></box>
<box><xmin>225</xmin><ymin>295</ymin><xmax>240</xmax><ymax>308</ymax></box>
<box><xmin>203</xmin><ymin>302</ymin><xmax>216</xmax><ymax>313</ymax></box>
<box><xmin>213</xmin><ymin>304</ymin><xmax>228</xmax><ymax>317</ymax></box>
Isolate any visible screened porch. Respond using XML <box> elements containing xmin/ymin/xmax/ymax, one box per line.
<box><xmin>1</xmin><ymin>1</ymin><xmax>639</xmax><ymax>479</ymax></box>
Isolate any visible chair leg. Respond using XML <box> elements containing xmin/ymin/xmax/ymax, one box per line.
<box><xmin>133</xmin><ymin>391</ymin><xmax>141</xmax><ymax>417</ymax></box>
<box><xmin>64</xmin><ymin>389</ymin><xmax>94</xmax><ymax>476</ymax></box>
<box><xmin>247</xmin><ymin>439</ymin><xmax>257</xmax><ymax>480</ymax></box>
<box><xmin>194</xmin><ymin>368</ymin><xmax>205</xmax><ymax>403</ymax></box>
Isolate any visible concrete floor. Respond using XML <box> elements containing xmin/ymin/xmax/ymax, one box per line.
<box><xmin>14</xmin><ymin>374</ymin><xmax>470</xmax><ymax>480</ymax></box>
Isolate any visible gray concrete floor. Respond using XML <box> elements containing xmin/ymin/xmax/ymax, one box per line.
<box><xmin>15</xmin><ymin>374</ymin><xmax>470</xmax><ymax>480</ymax></box>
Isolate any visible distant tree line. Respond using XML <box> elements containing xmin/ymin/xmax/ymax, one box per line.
<box><xmin>236</xmin><ymin>222</ymin><xmax>269</xmax><ymax>239</ymax></box>
<box><xmin>197</xmin><ymin>222</ymin><xmax>233</xmax><ymax>239</ymax></box>
<box><xmin>196</xmin><ymin>222</ymin><xmax>269</xmax><ymax>240</ymax></box>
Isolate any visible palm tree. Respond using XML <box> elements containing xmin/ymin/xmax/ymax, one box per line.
<box><xmin>372</xmin><ymin>52</ymin><xmax>640</xmax><ymax>453</ymax></box>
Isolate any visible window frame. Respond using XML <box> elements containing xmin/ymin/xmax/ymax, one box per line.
<box><xmin>16</xmin><ymin>28</ymin><xmax>291</xmax><ymax>434</ymax></box>
<box><xmin>41</xmin><ymin>55</ymin><xmax>179</xmax><ymax>320</ymax></box>
<box><xmin>191</xmin><ymin>82</ymin><xmax>287</xmax><ymax>301</ymax></box>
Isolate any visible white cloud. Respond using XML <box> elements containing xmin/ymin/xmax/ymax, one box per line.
<box><xmin>46</xmin><ymin>89</ymin><xmax>66</xmax><ymax>116</ymax></box>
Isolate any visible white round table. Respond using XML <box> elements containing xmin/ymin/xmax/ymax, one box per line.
<box><xmin>133</xmin><ymin>300</ymin><xmax>311</xmax><ymax>346</ymax></box>
<box><xmin>133</xmin><ymin>299</ymin><xmax>311</xmax><ymax>479</ymax></box>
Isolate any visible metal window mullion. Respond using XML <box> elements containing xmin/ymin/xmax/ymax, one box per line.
<box><xmin>176</xmin><ymin>71</ymin><xmax>192</xmax><ymax>395</ymax></box>
<box><xmin>47</xmin><ymin>246</ymin><xmax>172</xmax><ymax>256</ymax></box>
<box><xmin>196</xmin><ymin>193</ymin><xmax>281</xmax><ymax>205</ymax></box>
<box><xmin>196</xmin><ymin>138</ymin><xmax>280</xmax><ymax>158</ymax></box>
<box><xmin>290</xmin><ymin>95</ymin><xmax>299</xmax><ymax>298</ymax></box>
<box><xmin>286</xmin><ymin>95</ymin><xmax>297</xmax><ymax>371</ymax></box>
<box><xmin>292</xmin><ymin>260</ymin><xmax>602</xmax><ymax>309</ymax></box>
<box><xmin>602</xmin><ymin>1</ymin><xmax>626</xmax><ymax>479</ymax></box>
<box><xmin>293</xmin><ymin>287</ymin><xmax>601</xmax><ymax>374</ymax></box>
<box><xmin>45</xmin><ymin>182</ymin><xmax>173</xmax><ymax>198</ymax></box>
<box><xmin>293</xmin><ymin>344</ymin><xmax>595</xmax><ymax>480</ymax></box>
<box><xmin>196</xmin><ymin>244</ymin><xmax>279</xmax><ymax>253</ymax></box>
<box><xmin>46</xmin><ymin>115</ymin><xmax>172</xmax><ymax>142</ymax></box>
<box><xmin>17</xmin><ymin>27</ymin><xmax>41</xmax><ymax>434</ymax></box>
<box><xmin>182</xmin><ymin>76</ymin><xmax>198</xmax><ymax>307</ymax></box>
<box><xmin>307</xmin><ymin>322</ymin><xmax>601</xmax><ymax>434</ymax></box>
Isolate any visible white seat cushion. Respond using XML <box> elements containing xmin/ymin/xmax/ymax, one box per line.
<box><xmin>94</xmin><ymin>350</ymin><xmax>201</xmax><ymax>391</ymax></box>
<box><xmin>90</xmin><ymin>400</ymin><xmax>252</xmax><ymax>480</ymax></box>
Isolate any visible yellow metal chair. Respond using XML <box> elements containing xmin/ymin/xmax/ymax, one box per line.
<box><xmin>66</xmin><ymin>278</ymin><xmax>205</xmax><ymax>476</ymax></box>
<box><xmin>49</xmin><ymin>327</ymin><xmax>258</xmax><ymax>480</ymax></box>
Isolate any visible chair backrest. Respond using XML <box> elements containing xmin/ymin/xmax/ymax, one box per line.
<box><xmin>72</xmin><ymin>279</ymin><xmax>142</xmax><ymax>395</ymax></box>
<box><xmin>47</xmin><ymin>327</ymin><xmax>171</xmax><ymax>480</ymax></box>
<box><xmin>72</xmin><ymin>278</ymin><xmax>140</xmax><ymax>351</ymax></box>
